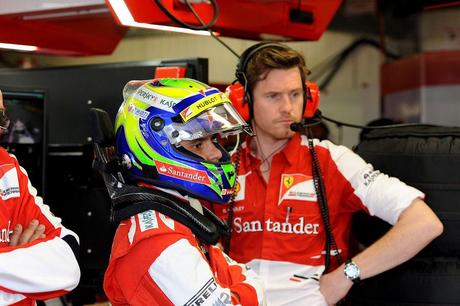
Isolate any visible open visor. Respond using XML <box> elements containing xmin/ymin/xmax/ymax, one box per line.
<box><xmin>165</xmin><ymin>102</ymin><xmax>253</xmax><ymax>145</ymax></box>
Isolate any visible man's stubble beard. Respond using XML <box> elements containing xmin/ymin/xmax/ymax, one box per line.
<box><xmin>272</xmin><ymin>126</ymin><xmax>295</xmax><ymax>141</ymax></box>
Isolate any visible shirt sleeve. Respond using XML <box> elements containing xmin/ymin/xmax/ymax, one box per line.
<box><xmin>207</xmin><ymin>245</ymin><xmax>266</xmax><ymax>306</ymax></box>
<box><xmin>322</xmin><ymin>141</ymin><xmax>424</xmax><ymax>225</ymax></box>
<box><xmin>142</xmin><ymin>238</ymin><xmax>264</xmax><ymax>306</ymax></box>
<box><xmin>0</xmin><ymin>153</ymin><xmax>80</xmax><ymax>301</ymax></box>
<box><xmin>105</xmin><ymin>209</ymin><xmax>265</xmax><ymax>306</ymax></box>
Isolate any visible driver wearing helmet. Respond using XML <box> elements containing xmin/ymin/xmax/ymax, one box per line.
<box><xmin>103</xmin><ymin>78</ymin><xmax>265</xmax><ymax>306</ymax></box>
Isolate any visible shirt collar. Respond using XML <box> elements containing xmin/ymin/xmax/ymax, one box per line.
<box><xmin>279</xmin><ymin>133</ymin><xmax>301</xmax><ymax>166</ymax></box>
<box><xmin>240</xmin><ymin>133</ymin><xmax>301</xmax><ymax>167</ymax></box>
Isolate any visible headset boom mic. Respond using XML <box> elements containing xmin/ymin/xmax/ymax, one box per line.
<box><xmin>290</xmin><ymin>121</ymin><xmax>303</xmax><ymax>132</ymax></box>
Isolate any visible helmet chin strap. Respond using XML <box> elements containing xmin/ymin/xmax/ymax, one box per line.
<box><xmin>229</xmin><ymin>133</ymin><xmax>240</xmax><ymax>156</ymax></box>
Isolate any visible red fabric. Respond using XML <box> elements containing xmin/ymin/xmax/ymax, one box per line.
<box><xmin>104</xmin><ymin>208</ymin><xmax>263</xmax><ymax>305</ymax></box>
<box><xmin>210</xmin><ymin>134</ymin><xmax>366</xmax><ymax>268</ymax></box>
<box><xmin>0</xmin><ymin>147</ymin><xmax>79</xmax><ymax>305</ymax></box>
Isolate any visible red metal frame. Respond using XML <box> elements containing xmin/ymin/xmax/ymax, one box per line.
<box><xmin>116</xmin><ymin>0</ymin><xmax>342</xmax><ymax>41</ymax></box>
<box><xmin>0</xmin><ymin>11</ymin><xmax>127</xmax><ymax>55</ymax></box>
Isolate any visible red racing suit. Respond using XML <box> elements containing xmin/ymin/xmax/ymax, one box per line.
<box><xmin>104</xmin><ymin>192</ymin><xmax>265</xmax><ymax>306</ymax></box>
<box><xmin>209</xmin><ymin>134</ymin><xmax>424</xmax><ymax>305</ymax></box>
<box><xmin>0</xmin><ymin>147</ymin><xmax>80</xmax><ymax>305</ymax></box>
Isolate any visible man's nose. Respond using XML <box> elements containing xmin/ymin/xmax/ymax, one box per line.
<box><xmin>203</xmin><ymin>140</ymin><xmax>222</xmax><ymax>162</ymax></box>
<box><xmin>279</xmin><ymin>95</ymin><xmax>294</xmax><ymax>114</ymax></box>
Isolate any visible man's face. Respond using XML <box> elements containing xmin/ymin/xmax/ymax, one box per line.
<box><xmin>0</xmin><ymin>90</ymin><xmax>9</xmax><ymax>134</ymax></box>
<box><xmin>252</xmin><ymin>67</ymin><xmax>304</xmax><ymax>141</ymax></box>
<box><xmin>0</xmin><ymin>90</ymin><xmax>4</xmax><ymax>109</ymax></box>
<box><xmin>180</xmin><ymin>136</ymin><xmax>223</xmax><ymax>162</ymax></box>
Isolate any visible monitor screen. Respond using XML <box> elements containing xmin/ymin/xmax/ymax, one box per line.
<box><xmin>1</xmin><ymin>91</ymin><xmax>44</xmax><ymax>144</ymax></box>
<box><xmin>0</xmin><ymin>90</ymin><xmax>45</xmax><ymax>194</ymax></box>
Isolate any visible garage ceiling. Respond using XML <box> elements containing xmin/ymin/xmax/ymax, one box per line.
<box><xmin>0</xmin><ymin>0</ymin><xmax>459</xmax><ymax>55</ymax></box>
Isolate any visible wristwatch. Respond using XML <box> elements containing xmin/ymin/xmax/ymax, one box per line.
<box><xmin>343</xmin><ymin>259</ymin><xmax>361</xmax><ymax>284</ymax></box>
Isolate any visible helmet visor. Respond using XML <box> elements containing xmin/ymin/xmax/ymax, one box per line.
<box><xmin>165</xmin><ymin>102</ymin><xmax>251</xmax><ymax>145</ymax></box>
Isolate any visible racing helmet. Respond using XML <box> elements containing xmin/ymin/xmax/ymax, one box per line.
<box><xmin>115</xmin><ymin>78</ymin><xmax>251</xmax><ymax>203</ymax></box>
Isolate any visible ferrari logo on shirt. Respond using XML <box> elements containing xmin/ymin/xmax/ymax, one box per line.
<box><xmin>279</xmin><ymin>173</ymin><xmax>317</xmax><ymax>204</ymax></box>
<box><xmin>233</xmin><ymin>181</ymin><xmax>241</xmax><ymax>195</ymax></box>
<box><xmin>233</xmin><ymin>173</ymin><xmax>251</xmax><ymax>201</ymax></box>
<box><xmin>283</xmin><ymin>176</ymin><xmax>294</xmax><ymax>188</ymax></box>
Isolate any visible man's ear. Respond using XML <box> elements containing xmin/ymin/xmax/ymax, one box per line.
<box><xmin>0</xmin><ymin>89</ymin><xmax>4</xmax><ymax>108</ymax></box>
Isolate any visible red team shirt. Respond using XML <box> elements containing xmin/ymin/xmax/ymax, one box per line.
<box><xmin>0</xmin><ymin>148</ymin><xmax>80</xmax><ymax>305</ymax></box>
<box><xmin>104</xmin><ymin>194</ymin><xmax>265</xmax><ymax>306</ymax></box>
<box><xmin>210</xmin><ymin>134</ymin><xmax>424</xmax><ymax>305</ymax></box>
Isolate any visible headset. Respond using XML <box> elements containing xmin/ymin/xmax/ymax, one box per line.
<box><xmin>226</xmin><ymin>42</ymin><xmax>320</xmax><ymax>122</ymax></box>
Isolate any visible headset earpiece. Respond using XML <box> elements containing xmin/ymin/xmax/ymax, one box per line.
<box><xmin>304</xmin><ymin>81</ymin><xmax>320</xmax><ymax>118</ymax></box>
<box><xmin>226</xmin><ymin>81</ymin><xmax>320</xmax><ymax>121</ymax></box>
<box><xmin>226</xmin><ymin>84</ymin><xmax>250</xmax><ymax>121</ymax></box>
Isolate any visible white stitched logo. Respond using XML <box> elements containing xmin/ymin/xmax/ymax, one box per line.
<box><xmin>139</xmin><ymin>210</ymin><xmax>158</xmax><ymax>232</ymax></box>
<box><xmin>233</xmin><ymin>217</ymin><xmax>320</xmax><ymax>235</ymax></box>
<box><xmin>279</xmin><ymin>173</ymin><xmax>316</xmax><ymax>204</ymax></box>
<box><xmin>0</xmin><ymin>220</ymin><xmax>12</xmax><ymax>243</ymax></box>
<box><xmin>138</xmin><ymin>210</ymin><xmax>175</xmax><ymax>232</ymax></box>
<box><xmin>0</xmin><ymin>165</ymin><xmax>20</xmax><ymax>200</ymax></box>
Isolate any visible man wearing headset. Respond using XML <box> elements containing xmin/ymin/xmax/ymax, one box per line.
<box><xmin>0</xmin><ymin>90</ymin><xmax>80</xmax><ymax>305</ymax></box>
<box><xmin>208</xmin><ymin>43</ymin><xmax>443</xmax><ymax>305</ymax></box>
<box><xmin>103</xmin><ymin>78</ymin><xmax>265</xmax><ymax>305</ymax></box>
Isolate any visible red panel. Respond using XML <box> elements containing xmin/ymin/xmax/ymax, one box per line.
<box><xmin>381</xmin><ymin>50</ymin><xmax>460</xmax><ymax>95</ymax></box>
<box><xmin>121</xmin><ymin>0</ymin><xmax>341</xmax><ymax>41</ymax></box>
<box><xmin>123</xmin><ymin>0</ymin><xmax>214</xmax><ymax>25</ymax></box>
<box><xmin>425</xmin><ymin>51</ymin><xmax>460</xmax><ymax>86</ymax></box>
<box><xmin>154</xmin><ymin>66</ymin><xmax>187</xmax><ymax>78</ymax></box>
<box><xmin>381</xmin><ymin>54</ymin><xmax>423</xmax><ymax>95</ymax></box>
<box><xmin>214</xmin><ymin>0</ymin><xmax>340</xmax><ymax>41</ymax></box>
<box><xmin>0</xmin><ymin>14</ymin><xmax>127</xmax><ymax>55</ymax></box>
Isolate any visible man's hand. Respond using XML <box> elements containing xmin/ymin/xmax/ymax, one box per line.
<box><xmin>319</xmin><ymin>266</ymin><xmax>353</xmax><ymax>305</ymax></box>
<box><xmin>9</xmin><ymin>219</ymin><xmax>46</xmax><ymax>246</ymax></box>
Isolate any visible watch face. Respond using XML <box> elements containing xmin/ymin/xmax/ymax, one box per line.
<box><xmin>345</xmin><ymin>262</ymin><xmax>360</xmax><ymax>279</ymax></box>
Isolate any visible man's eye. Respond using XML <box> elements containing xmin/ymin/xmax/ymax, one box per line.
<box><xmin>194</xmin><ymin>142</ymin><xmax>203</xmax><ymax>149</ymax></box>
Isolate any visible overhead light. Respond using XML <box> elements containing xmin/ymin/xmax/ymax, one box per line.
<box><xmin>107</xmin><ymin>0</ymin><xmax>212</xmax><ymax>36</ymax></box>
<box><xmin>0</xmin><ymin>42</ymin><xmax>38</xmax><ymax>52</ymax></box>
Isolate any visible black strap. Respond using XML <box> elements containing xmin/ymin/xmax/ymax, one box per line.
<box><xmin>307</xmin><ymin>131</ymin><xmax>343</xmax><ymax>273</ymax></box>
<box><xmin>111</xmin><ymin>187</ymin><xmax>228</xmax><ymax>245</ymax></box>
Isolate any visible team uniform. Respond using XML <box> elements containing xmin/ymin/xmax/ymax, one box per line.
<box><xmin>104</xmin><ymin>197</ymin><xmax>265</xmax><ymax>306</ymax></box>
<box><xmin>0</xmin><ymin>147</ymin><xmax>80</xmax><ymax>306</ymax></box>
<box><xmin>209</xmin><ymin>134</ymin><xmax>424</xmax><ymax>305</ymax></box>
<box><xmin>103</xmin><ymin>78</ymin><xmax>264</xmax><ymax>305</ymax></box>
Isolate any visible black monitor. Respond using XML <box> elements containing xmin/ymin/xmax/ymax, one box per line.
<box><xmin>0</xmin><ymin>90</ymin><xmax>46</xmax><ymax>194</ymax></box>
<box><xmin>0</xmin><ymin>58</ymin><xmax>208</xmax><ymax>146</ymax></box>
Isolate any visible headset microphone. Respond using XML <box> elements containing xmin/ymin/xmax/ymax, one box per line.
<box><xmin>290</xmin><ymin>121</ymin><xmax>304</xmax><ymax>132</ymax></box>
<box><xmin>289</xmin><ymin>110</ymin><xmax>323</xmax><ymax>133</ymax></box>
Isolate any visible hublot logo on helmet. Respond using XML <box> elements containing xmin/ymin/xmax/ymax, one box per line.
<box><xmin>196</xmin><ymin>96</ymin><xmax>218</xmax><ymax>110</ymax></box>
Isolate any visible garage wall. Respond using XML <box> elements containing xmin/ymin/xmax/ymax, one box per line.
<box><xmin>4</xmin><ymin>30</ymin><xmax>390</xmax><ymax>148</ymax></box>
